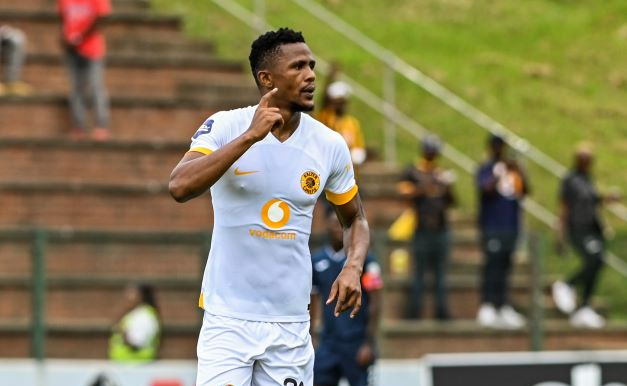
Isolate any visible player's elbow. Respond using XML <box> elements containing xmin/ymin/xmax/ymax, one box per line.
<box><xmin>168</xmin><ymin>178</ymin><xmax>191</xmax><ymax>203</ymax></box>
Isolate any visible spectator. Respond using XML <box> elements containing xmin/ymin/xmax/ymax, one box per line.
<box><xmin>109</xmin><ymin>283</ymin><xmax>161</xmax><ymax>362</ymax></box>
<box><xmin>58</xmin><ymin>0</ymin><xmax>111</xmax><ymax>141</ymax></box>
<box><xmin>0</xmin><ymin>25</ymin><xmax>32</xmax><ymax>96</ymax></box>
<box><xmin>311</xmin><ymin>208</ymin><xmax>383</xmax><ymax>386</ymax></box>
<box><xmin>476</xmin><ymin>134</ymin><xmax>529</xmax><ymax>329</ymax></box>
<box><xmin>552</xmin><ymin>144</ymin><xmax>619</xmax><ymax>329</ymax></box>
<box><xmin>315</xmin><ymin>64</ymin><xmax>367</xmax><ymax>172</ymax></box>
<box><xmin>397</xmin><ymin>135</ymin><xmax>456</xmax><ymax>320</ymax></box>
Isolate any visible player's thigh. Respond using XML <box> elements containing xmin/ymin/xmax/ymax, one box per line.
<box><xmin>196</xmin><ymin>313</ymin><xmax>256</xmax><ymax>386</ymax></box>
<box><xmin>313</xmin><ymin>341</ymin><xmax>342</xmax><ymax>386</ymax></box>
<box><xmin>253</xmin><ymin>322</ymin><xmax>314</xmax><ymax>386</ymax></box>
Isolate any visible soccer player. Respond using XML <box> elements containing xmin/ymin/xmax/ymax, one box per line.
<box><xmin>311</xmin><ymin>208</ymin><xmax>382</xmax><ymax>386</ymax></box>
<box><xmin>169</xmin><ymin>28</ymin><xmax>370</xmax><ymax>386</ymax></box>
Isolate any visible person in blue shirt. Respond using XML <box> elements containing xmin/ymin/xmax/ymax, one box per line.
<box><xmin>476</xmin><ymin>134</ymin><xmax>529</xmax><ymax>329</ymax></box>
<box><xmin>311</xmin><ymin>207</ymin><xmax>383</xmax><ymax>386</ymax></box>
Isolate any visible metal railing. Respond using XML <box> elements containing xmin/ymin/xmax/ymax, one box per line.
<box><xmin>210</xmin><ymin>0</ymin><xmax>627</xmax><ymax>277</ymax></box>
<box><xmin>0</xmin><ymin>228</ymin><xmax>211</xmax><ymax>360</ymax></box>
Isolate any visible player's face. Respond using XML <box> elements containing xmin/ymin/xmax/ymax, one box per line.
<box><xmin>270</xmin><ymin>43</ymin><xmax>316</xmax><ymax>112</ymax></box>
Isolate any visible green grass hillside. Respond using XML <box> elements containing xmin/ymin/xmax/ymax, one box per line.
<box><xmin>151</xmin><ymin>0</ymin><xmax>627</xmax><ymax>317</ymax></box>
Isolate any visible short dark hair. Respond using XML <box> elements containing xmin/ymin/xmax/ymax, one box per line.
<box><xmin>489</xmin><ymin>133</ymin><xmax>505</xmax><ymax>146</ymax></box>
<box><xmin>249</xmin><ymin>27</ymin><xmax>306</xmax><ymax>86</ymax></box>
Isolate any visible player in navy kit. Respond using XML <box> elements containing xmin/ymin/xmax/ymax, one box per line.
<box><xmin>311</xmin><ymin>208</ymin><xmax>383</xmax><ymax>386</ymax></box>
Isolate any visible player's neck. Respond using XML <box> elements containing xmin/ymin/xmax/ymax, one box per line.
<box><xmin>271</xmin><ymin>111</ymin><xmax>301</xmax><ymax>143</ymax></box>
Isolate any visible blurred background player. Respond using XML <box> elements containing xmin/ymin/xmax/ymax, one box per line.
<box><xmin>397</xmin><ymin>135</ymin><xmax>456</xmax><ymax>321</ymax></box>
<box><xmin>311</xmin><ymin>208</ymin><xmax>383</xmax><ymax>386</ymax></box>
<box><xmin>552</xmin><ymin>144</ymin><xmax>621</xmax><ymax>329</ymax></box>
<box><xmin>316</xmin><ymin>64</ymin><xmax>367</xmax><ymax>174</ymax></box>
<box><xmin>108</xmin><ymin>283</ymin><xmax>161</xmax><ymax>362</ymax></box>
<box><xmin>475</xmin><ymin>134</ymin><xmax>529</xmax><ymax>329</ymax></box>
<box><xmin>58</xmin><ymin>0</ymin><xmax>112</xmax><ymax>141</ymax></box>
<box><xmin>0</xmin><ymin>25</ymin><xmax>32</xmax><ymax>96</ymax></box>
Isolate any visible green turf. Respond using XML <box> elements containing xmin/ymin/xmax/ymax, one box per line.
<box><xmin>150</xmin><ymin>0</ymin><xmax>627</xmax><ymax>318</ymax></box>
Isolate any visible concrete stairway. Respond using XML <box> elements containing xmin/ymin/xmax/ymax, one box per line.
<box><xmin>0</xmin><ymin>0</ymin><xmax>253</xmax><ymax>359</ymax></box>
<box><xmin>1</xmin><ymin>0</ymin><xmax>626</xmax><ymax>360</ymax></box>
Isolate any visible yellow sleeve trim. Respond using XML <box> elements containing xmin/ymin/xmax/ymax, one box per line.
<box><xmin>188</xmin><ymin>147</ymin><xmax>214</xmax><ymax>155</ymax></box>
<box><xmin>198</xmin><ymin>293</ymin><xmax>204</xmax><ymax>309</ymax></box>
<box><xmin>325</xmin><ymin>184</ymin><xmax>359</xmax><ymax>206</ymax></box>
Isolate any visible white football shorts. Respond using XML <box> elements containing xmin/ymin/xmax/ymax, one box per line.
<box><xmin>196</xmin><ymin>312</ymin><xmax>314</xmax><ymax>386</ymax></box>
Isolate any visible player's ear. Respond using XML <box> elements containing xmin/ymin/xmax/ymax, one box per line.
<box><xmin>257</xmin><ymin>70</ymin><xmax>273</xmax><ymax>89</ymax></box>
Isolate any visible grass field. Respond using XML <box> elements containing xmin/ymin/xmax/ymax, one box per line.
<box><xmin>151</xmin><ymin>0</ymin><xmax>627</xmax><ymax>318</ymax></box>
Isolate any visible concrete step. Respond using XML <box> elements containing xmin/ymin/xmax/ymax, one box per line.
<box><xmin>0</xmin><ymin>278</ymin><xmax>201</xmax><ymax>324</ymax></box>
<box><xmin>0</xmin><ymin>229</ymin><xmax>208</xmax><ymax>278</ymax></box>
<box><xmin>108</xmin><ymin>36</ymin><xmax>216</xmax><ymax>59</ymax></box>
<box><xmin>379</xmin><ymin>319</ymin><xmax>627</xmax><ymax>358</ymax></box>
<box><xmin>1</xmin><ymin>9</ymin><xmax>183</xmax><ymax>56</ymax></box>
<box><xmin>0</xmin><ymin>0</ymin><xmax>151</xmax><ymax>12</ymax></box>
<box><xmin>0</xmin><ymin>181</ymin><xmax>214</xmax><ymax>230</ymax></box>
<box><xmin>382</xmin><ymin>273</ymin><xmax>534</xmax><ymax>320</ymax></box>
<box><xmin>0</xmin><ymin>138</ymin><xmax>188</xmax><ymax>185</ymax></box>
<box><xmin>0</xmin><ymin>95</ymin><xmax>245</xmax><ymax>140</ymax></box>
<box><xmin>0</xmin><ymin>321</ymin><xmax>198</xmax><ymax>358</ymax></box>
<box><xmin>22</xmin><ymin>53</ymin><xmax>252</xmax><ymax>100</ymax></box>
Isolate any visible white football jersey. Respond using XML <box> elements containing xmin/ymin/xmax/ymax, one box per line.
<box><xmin>189</xmin><ymin>105</ymin><xmax>358</xmax><ymax>322</ymax></box>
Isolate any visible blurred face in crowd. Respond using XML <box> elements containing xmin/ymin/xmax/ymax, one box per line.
<box><xmin>575</xmin><ymin>150</ymin><xmax>593</xmax><ymax>174</ymax></box>
<box><xmin>423</xmin><ymin>149</ymin><xmax>439</xmax><ymax>162</ymax></box>
<box><xmin>489</xmin><ymin>140</ymin><xmax>505</xmax><ymax>160</ymax></box>
<box><xmin>124</xmin><ymin>285</ymin><xmax>141</xmax><ymax>307</ymax></box>
<box><xmin>329</xmin><ymin>97</ymin><xmax>348</xmax><ymax>115</ymax></box>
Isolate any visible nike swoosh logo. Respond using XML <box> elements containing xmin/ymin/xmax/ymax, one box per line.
<box><xmin>234</xmin><ymin>167</ymin><xmax>259</xmax><ymax>176</ymax></box>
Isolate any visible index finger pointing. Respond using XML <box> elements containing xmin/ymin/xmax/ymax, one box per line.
<box><xmin>259</xmin><ymin>87</ymin><xmax>278</xmax><ymax>108</ymax></box>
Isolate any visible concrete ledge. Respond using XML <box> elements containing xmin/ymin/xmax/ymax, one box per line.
<box><xmin>0</xmin><ymin>9</ymin><xmax>180</xmax><ymax>26</ymax></box>
<box><xmin>0</xmin><ymin>321</ymin><xmax>198</xmax><ymax>334</ymax></box>
<box><xmin>0</xmin><ymin>93</ymin><xmax>211</xmax><ymax>108</ymax></box>
<box><xmin>0</xmin><ymin>227</ymin><xmax>208</xmax><ymax>243</ymax></box>
<box><xmin>0</xmin><ymin>276</ymin><xmax>198</xmax><ymax>289</ymax></box>
<box><xmin>0</xmin><ymin>180</ymin><xmax>170</xmax><ymax>195</ymax></box>
<box><xmin>0</xmin><ymin>137</ymin><xmax>188</xmax><ymax>151</ymax></box>
<box><xmin>27</xmin><ymin>52</ymin><xmax>244</xmax><ymax>71</ymax></box>
<box><xmin>382</xmin><ymin>319</ymin><xmax>627</xmax><ymax>336</ymax></box>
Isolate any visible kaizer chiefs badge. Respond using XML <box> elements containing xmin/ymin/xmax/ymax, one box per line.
<box><xmin>300</xmin><ymin>170</ymin><xmax>320</xmax><ymax>194</ymax></box>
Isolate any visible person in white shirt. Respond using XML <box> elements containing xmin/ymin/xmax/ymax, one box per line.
<box><xmin>108</xmin><ymin>283</ymin><xmax>160</xmax><ymax>361</ymax></box>
<box><xmin>169</xmin><ymin>27</ymin><xmax>370</xmax><ymax>386</ymax></box>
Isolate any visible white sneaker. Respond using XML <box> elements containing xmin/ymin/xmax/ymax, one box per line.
<box><xmin>498</xmin><ymin>305</ymin><xmax>526</xmax><ymax>329</ymax></box>
<box><xmin>477</xmin><ymin>303</ymin><xmax>499</xmax><ymax>328</ymax></box>
<box><xmin>552</xmin><ymin>281</ymin><xmax>576</xmax><ymax>314</ymax></box>
<box><xmin>570</xmin><ymin>306</ymin><xmax>606</xmax><ymax>329</ymax></box>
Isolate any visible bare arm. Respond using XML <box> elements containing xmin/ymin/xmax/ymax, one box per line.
<box><xmin>326</xmin><ymin>194</ymin><xmax>369</xmax><ymax>317</ymax></box>
<box><xmin>169</xmin><ymin>89</ymin><xmax>282</xmax><ymax>202</ymax></box>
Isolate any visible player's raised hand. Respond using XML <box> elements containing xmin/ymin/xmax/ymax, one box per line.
<box><xmin>327</xmin><ymin>265</ymin><xmax>362</xmax><ymax>318</ymax></box>
<box><xmin>246</xmin><ymin>88</ymin><xmax>283</xmax><ymax>142</ymax></box>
